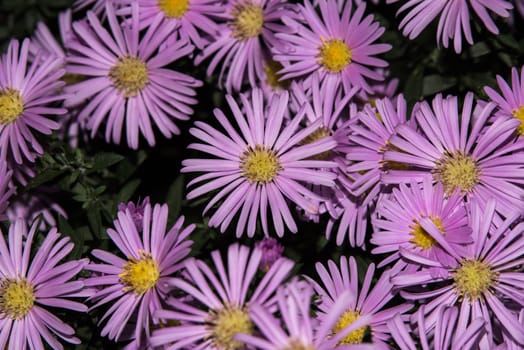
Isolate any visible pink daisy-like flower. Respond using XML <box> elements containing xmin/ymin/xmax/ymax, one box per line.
<box><xmin>382</xmin><ymin>92</ymin><xmax>524</xmax><ymax>216</ymax></box>
<box><xmin>236</xmin><ymin>279</ymin><xmax>375</xmax><ymax>350</ymax></box>
<box><xmin>484</xmin><ymin>66</ymin><xmax>524</xmax><ymax>137</ymax></box>
<box><xmin>387</xmin><ymin>306</ymin><xmax>486</xmax><ymax>350</ymax></box>
<box><xmin>0</xmin><ymin>38</ymin><xmax>66</xmax><ymax>164</ymax></box>
<box><xmin>65</xmin><ymin>3</ymin><xmax>202</xmax><ymax>149</ymax></box>
<box><xmin>150</xmin><ymin>243</ymin><xmax>294</xmax><ymax>349</ymax></box>
<box><xmin>0</xmin><ymin>219</ymin><xmax>88</xmax><ymax>349</ymax></box>
<box><xmin>0</xmin><ymin>160</ymin><xmax>14</xmax><ymax>220</ymax></box>
<box><xmin>388</xmin><ymin>0</ymin><xmax>512</xmax><ymax>53</ymax></box>
<box><xmin>84</xmin><ymin>202</ymin><xmax>194</xmax><ymax>345</ymax></box>
<box><xmin>391</xmin><ymin>201</ymin><xmax>524</xmax><ymax>348</ymax></box>
<box><xmin>308</xmin><ymin>256</ymin><xmax>411</xmax><ymax>348</ymax></box>
<box><xmin>182</xmin><ymin>88</ymin><xmax>338</xmax><ymax>237</ymax></box>
<box><xmin>195</xmin><ymin>0</ymin><xmax>298</xmax><ymax>92</ymax></box>
<box><xmin>372</xmin><ymin>176</ymin><xmax>472</xmax><ymax>268</ymax></box>
<box><xmin>275</xmin><ymin>0</ymin><xmax>391</xmax><ymax>94</ymax></box>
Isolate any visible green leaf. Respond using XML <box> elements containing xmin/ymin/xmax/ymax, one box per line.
<box><xmin>91</xmin><ymin>153</ymin><xmax>124</xmax><ymax>171</ymax></box>
<box><xmin>113</xmin><ymin>179</ymin><xmax>141</xmax><ymax>211</ymax></box>
<box><xmin>166</xmin><ymin>174</ymin><xmax>185</xmax><ymax>224</ymax></box>
<box><xmin>422</xmin><ymin>74</ymin><xmax>457</xmax><ymax>96</ymax></box>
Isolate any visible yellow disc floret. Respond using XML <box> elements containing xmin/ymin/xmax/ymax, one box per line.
<box><xmin>119</xmin><ymin>251</ymin><xmax>160</xmax><ymax>294</ymax></box>
<box><xmin>434</xmin><ymin>151</ymin><xmax>480</xmax><ymax>194</ymax></box>
<box><xmin>409</xmin><ymin>216</ymin><xmax>444</xmax><ymax>250</ymax></box>
<box><xmin>299</xmin><ymin>126</ymin><xmax>332</xmax><ymax>160</ymax></box>
<box><xmin>264</xmin><ymin>60</ymin><xmax>290</xmax><ymax>91</ymax></box>
<box><xmin>0</xmin><ymin>278</ymin><xmax>35</xmax><ymax>320</ymax></box>
<box><xmin>452</xmin><ymin>259</ymin><xmax>496</xmax><ymax>301</ymax></box>
<box><xmin>0</xmin><ymin>88</ymin><xmax>24</xmax><ymax>125</ymax></box>
<box><xmin>319</xmin><ymin>39</ymin><xmax>352</xmax><ymax>73</ymax></box>
<box><xmin>230</xmin><ymin>1</ymin><xmax>264</xmax><ymax>40</ymax></box>
<box><xmin>512</xmin><ymin>105</ymin><xmax>524</xmax><ymax>136</ymax></box>
<box><xmin>332</xmin><ymin>310</ymin><xmax>368</xmax><ymax>345</ymax></box>
<box><xmin>109</xmin><ymin>56</ymin><xmax>149</xmax><ymax>97</ymax></box>
<box><xmin>209</xmin><ymin>306</ymin><xmax>253</xmax><ymax>350</ymax></box>
<box><xmin>158</xmin><ymin>0</ymin><xmax>190</xmax><ymax>18</ymax></box>
<box><xmin>240</xmin><ymin>145</ymin><xmax>281</xmax><ymax>184</ymax></box>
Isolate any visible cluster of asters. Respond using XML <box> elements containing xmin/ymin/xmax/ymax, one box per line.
<box><xmin>0</xmin><ymin>0</ymin><xmax>523</xmax><ymax>349</ymax></box>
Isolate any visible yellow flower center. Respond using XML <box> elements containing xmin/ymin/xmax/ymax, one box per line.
<box><xmin>119</xmin><ymin>251</ymin><xmax>160</xmax><ymax>294</ymax></box>
<box><xmin>0</xmin><ymin>278</ymin><xmax>35</xmax><ymax>319</ymax></box>
<box><xmin>332</xmin><ymin>310</ymin><xmax>368</xmax><ymax>345</ymax></box>
<box><xmin>409</xmin><ymin>216</ymin><xmax>444</xmax><ymax>250</ymax></box>
<box><xmin>109</xmin><ymin>56</ymin><xmax>149</xmax><ymax>97</ymax></box>
<box><xmin>264</xmin><ymin>60</ymin><xmax>290</xmax><ymax>90</ymax></box>
<box><xmin>299</xmin><ymin>127</ymin><xmax>332</xmax><ymax>160</ymax></box>
<box><xmin>319</xmin><ymin>39</ymin><xmax>352</xmax><ymax>73</ymax></box>
<box><xmin>434</xmin><ymin>151</ymin><xmax>480</xmax><ymax>194</ymax></box>
<box><xmin>210</xmin><ymin>306</ymin><xmax>253</xmax><ymax>349</ymax></box>
<box><xmin>452</xmin><ymin>259</ymin><xmax>496</xmax><ymax>301</ymax></box>
<box><xmin>0</xmin><ymin>88</ymin><xmax>24</xmax><ymax>125</ymax></box>
<box><xmin>240</xmin><ymin>145</ymin><xmax>281</xmax><ymax>184</ymax></box>
<box><xmin>158</xmin><ymin>0</ymin><xmax>190</xmax><ymax>18</ymax></box>
<box><xmin>512</xmin><ymin>106</ymin><xmax>524</xmax><ymax>136</ymax></box>
<box><xmin>230</xmin><ymin>1</ymin><xmax>264</xmax><ymax>40</ymax></box>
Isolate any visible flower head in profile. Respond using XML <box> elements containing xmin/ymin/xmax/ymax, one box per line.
<box><xmin>255</xmin><ymin>236</ymin><xmax>284</xmax><ymax>271</ymax></box>
<box><xmin>0</xmin><ymin>219</ymin><xmax>88</xmax><ymax>349</ymax></box>
<box><xmin>391</xmin><ymin>201</ymin><xmax>524</xmax><ymax>348</ymax></box>
<box><xmin>388</xmin><ymin>0</ymin><xmax>512</xmax><ymax>53</ymax></box>
<box><xmin>275</xmin><ymin>0</ymin><xmax>391</xmax><ymax>94</ymax></box>
<box><xmin>65</xmin><ymin>3</ymin><xmax>202</xmax><ymax>149</ymax></box>
<box><xmin>484</xmin><ymin>66</ymin><xmax>524</xmax><ymax>136</ymax></box>
<box><xmin>308</xmin><ymin>256</ymin><xmax>411</xmax><ymax>348</ymax></box>
<box><xmin>150</xmin><ymin>243</ymin><xmax>294</xmax><ymax>349</ymax></box>
<box><xmin>84</xmin><ymin>202</ymin><xmax>194</xmax><ymax>345</ymax></box>
<box><xmin>182</xmin><ymin>88</ymin><xmax>338</xmax><ymax>237</ymax></box>
<box><xmin>0</xmin><ymin>38</ymin><xmax>66</xmax><ymax>164</ymax></box>
<box><xmin>382</xmin><ymin>92</ymin><xmax>524</xmax><ymax>217</ymax></box>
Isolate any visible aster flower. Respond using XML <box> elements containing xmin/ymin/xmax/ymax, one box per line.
<box><xmin>182</xmin><ymin>88</ymin><xmax>338</xmax><ymax>237</ymax></box>
<box><xmin>255</xmin><ymin>236</ymin><xmax>284</xmax><ymax>271</ymax></box>
<box><xmin>150</xmin><ymin>243</ymin><xmax>294</xmax><ymax>349</ymax></box>
<box><xmin>65</xmin><ymin>3</ymin><xmax>202</xmax><ymax>149</ymax></box>
<box><xmin>0</xmin><ymin>219</ymin><xmax>88</xmax><ymax>349</ymax></box>
<box><xmin>0</xmin><ymin>160</ymin><xmax>14</xmax><ymax>220</ymax></box>
<box><xmin>387</xmin><ymin>306</ymin><xmax>486</xmax><ymax>350</ymax></box>
<box><xmin>235</xmin><ymin>279</ymin><xmax>375</xmax><ymax>350</ymax></box>
<box><xmin>484</xmin><ymin>66</ymin><xmax>524</xmax><ymax>137</ymax></box>
<box><xmin>84</xmin><ymin>202</ymin><xmax>194</xmax><ymax>345</ymax></box>
<box><xmin>382</xmin><ymin>92</ymin><xmax>524</xmax><ymax>216</ymax></box>
<box><xmin>275</xmin><ymin>0</ymin><xmax>391</xmax><ymax>94</ymax></box>
<box><xmin>388</xmin><ymin>0</ymin><xmax>513</xmax><ymax>53</ymax></box>
<box><xmin>391</xmin><ymin>201</ymin><xmax>524</xmax><ymax>348</ymax></box>
<box><xmin>0</xmin><ymin>38</ymin><xmax>66</xmax><ymax>164</ymax></box>
<box><xmin>195</xmin><ymin>0</ymin><xmax>298</xmax><ymax>92</ymax></box>
<box><xmin>309</xmin><ymin>256</ymin><xmax>412</xmax><ymax>348</ymax></box>
<box><xmin>372</xmin><ymin>176</ymin><xmax>472</xmax><ymax>268</ymax></box>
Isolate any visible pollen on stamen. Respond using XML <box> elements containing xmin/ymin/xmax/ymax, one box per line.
<box><xmin>434</xmin><ymin>151</ymin><xmax>480</xmax><ymax>194</ymax></box>
<box><xmin>452</xmin><ymin>259</ymin><xmax>497</xmax><ymax>302</ymax></box>
<box><xmin>0</xmin><ymin>278</ymin><xmax>35</xmax><ymax>320</ymax></box>
<box><xmin>230</xmin><ymin>1</ymin><xmax>264</xmax><ymax>40</ymax></box>
<box><xmin>209</xmin><ymin>305</ymin><xmax>253</xmax><ymax>349</ymax></box>
<box><xmin>0</xmin><ymin>88</ymin><xmax>24</xmax><ymax>125</ymax></box>
<box><xmin>240</xmin><ymin>145</ymin><xmax>281</xmax><ymax>184</ymax></box>
<box><xmin>409</xmin><ymin>216</ymin><xmax>444</xmax><ymax>250</ymax></box>
<box><xmin>109</xmin><ymin>56</ymin><xmax>149</xmax><ymax>98</ymax></box>
<box><xmin>332</xmin><ymin>309</ymin><xmax>368</xmax><ymax>345</ymax></box>
<box><xmin>158</xmin><ymin>0</ymin><xmax>190</xmax><ymax>18</ymax></box>
<box><xmin>512</xmin><ymin>105</ymin><xmax>524</xmax><ymax>135</ymax></box>
<box><xmin>318</xmin><ymin>39</ymin><xmax>352</xmax><ymax>73</ymax></box>
<box><xmin>119</xmin><ymin>251</ymin><xmax>160</xmax><ymax>295</ymax></box>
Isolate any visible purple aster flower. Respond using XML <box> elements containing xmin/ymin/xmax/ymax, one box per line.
<box><xmin>117</xmin><ymin>197</ymin><xmax>150</xmax><ymax>230</ymax></box>
<box><xmin>275</xmin><ymin>0</ymin><xmax>391</xmax><ymax>94</ymax></box>
<box><xmin>255</xmin><ymin>236</ymin><xmax>284</xmax><ymax>271</ymax></box>
<box><xmin>309</xmin><ymin>256</ymin><xmax>412</xmax><ymax>348</ymax></box>
<box><xmin>0</xmin><ymin>38</ymin><xmax>66</xmax><ymax>164</ymax></box>
<box><xmin>355</xmin><ymin>68</ymin><xmax>399</xmax><ymax>107</ymax></box>
<box><xmin>0</xmin><ymin>160</ymin><xmax>14</xmax><ymax>220</ymax></box>
<box><xmin>372</xmin><ymin>176</ymin><xmax>472</xmax><ymax>268</ymax></box>
<box><xmin>391</xmin><ymin>201</ymin><xmax>524</xmax><ymax>348</ymax></box>
<box><xmin>388</xmin><ymin>0</ymin><xmax>512</xmax><ymax>53</ymax></box>
<box><xmin>182</xmin><ymin>88</ymin><xmax>338</xmax><ymax>237</ymax></box>
<box><xmin>0</xmin><ymin>219</ymin><xmax>88</xmax><ymax>349</ymax></box>
<box><xmin>65</xmin><ymin>3</ymin><xmax>202</xmax><ymax>149</ymax></box>
<box><xmin>195</xmin><ymin>0</ymin><xmax>298</xmax><ymax>92</ymax></box>
<box><xmin>84</xmin><ymin>202</ymin><xmax>194</xmax><ymax>345</ymax></box>
<box><xmin>236</xmin><ymin>279</ymin><xmax>375</xmax><ymax>350</ymax></box>
<box><xmin>484</xmin><ymin>66</ymin><xmax>524</xmax><ymax>137</ymax></box>
<box><xmin>150</xmin><ymin>243</ymin><xmax>294</xmax><ymax>349</ymax></box>
<box><xmin>382</xmin><ymin>92</ymin><xmax>524</xmax><ymax>216</ymax></box>
<box><xmin>387</xmin><ymin>306</ymin><xmax>486</xmax><ymax>350</ymax></box>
